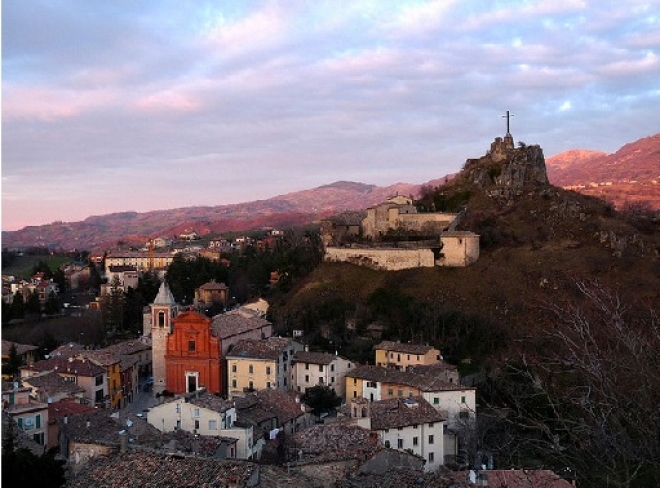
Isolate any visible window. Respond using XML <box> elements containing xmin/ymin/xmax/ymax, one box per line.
<box><xmin>428</xmin><ymin>452</ymin><xmax>434</xmax><ymax>463</ymax></box>
<box><xmin>388</xmin><ymin>389</ymin><xmax>393</xmax><ymax>396</ymax></box>
<box><xmin>331</xmin><ymin>377</ymin><xmax>334</xmax><ymax>383</ymax></box>
<box><xmin>232</xmin><ymin>380</ymin><xmax>237</xmax><ymax>388</ymax></box>
<box><xmin>232</xmin><ymin>364</ymin><xmax>237</xmax><ymax>373</ymax></box>
<box><xmin>397</xmin><ymin>439</ymin><xmax>403</xmax><ymax>448</ymax></box>
<box><xmin>95</xmin><ymin>375</ymin><xmax>103</xmax><ymax>386</ymax></box>
<box><xmin>398</xmin><ymin>389</ymin><xmax>403</xmax><ymax>397</ymax></box>
<box><xmin>188</xmin><ymin>340</ymin><xmax>196</xmax><ymax>352</ymax></box>
<box><xmin>249</xmin><ymin>365</ymin><xmax>254</xmax><ymax>374</ymax></box>
<box><xmin>305</xmin><ymin>363</ymin><xmax>309</xmax><ymax>370</ymax></box>
<box><xmin>266</xmin><ymin>382</ymin><xmax>271</xmax><ymax>389</ymax></box>
<box><xmin>461</xmin><ymin>395</ymin><xmax>466</xmax><ymax>404</ymax></box>
<box><xmin>330</xmin><ymin>364</ymin><xmax>335</xmax><ymax>372</ymax></box>
<box><xmin>413</xmin><ymin>437</ymin><xmax>418</xmax><ymax>446</ymax></box>
<box><xmin>248</xmin><ymin>381</ymin><xmax>253</xmax><ymax>390</ymax></box>
<box><xmin>429</xmin><ymin>435</ymin><xmax>434</xmax><ymax>444</ymax></box>
<box><xmin>319</xmin><ymin>365</ymin><xmax>324</xmax><ymax>372</ymax></box>
<box><xmin>209</xmin><ymin>420</ymin><xmax>217</xmax><ymax>430</ymax></box>
<box><xmin>385</xmin><ymin>440</ymin><xmax>390</xmax><ymax>448</ymax></box>
<box><xmin>433</xmin><ymin>397</ymin><xmax>439</xmax><ymax>405</ymax></box>
<box><xmin>459</xmin><ymin>410</ymin><xmax>470</xmax><ymax>419</ymax></box>
<box><xmin>176</xmin><ymin>403</ymin><xmax>181</xmax><ymax>413</ymax></box>
<box><xmin>305</xmin><ymin>375</ymin><xmax>309</xmax><ymax>382</ymax></box>
<box><xmin>95</xmin><ymin>390</ymin><xmax>104</xmax><ymax>402</ymax></box>
<box><xmin>407</xmin><ymin>355</ymin><xmax>410</xmax><ymax>360</ymax></box>
<box><xmin>266</xmin><ymin>366</ymin><xmax>271</xmax><ymax>375</ymax></box>
<box><xmin>194</xmin><ymin>420</ymin><xmax>200</xmax><ymax>430</ymax></box>
<box><xmin>283</xmin><ymin>363</ymin><xmax>287</xmax><ymax>371</ymax></box>
<box><xmin>413</xmin><ymin>424</ymin><xmax>418</xmax><ymax>429</ymax></box>
<box><xmin>194</xmin><ymin>408</ymin><xmax>200</xmax><ymax>418</ymax></box>
<box><xmin>158</xmin><ymin>311</ymin><xmax>165</xmax><ymax>327</ymax></box>
<box><xmin>176</xmin><ymin>420</ymin><xmax>181</xmax><ymax>430</ymax></box>
<box><xmin>353</xmin><ymin>378</ymin><xmax>357</xmax><ymax>385</ymax></box>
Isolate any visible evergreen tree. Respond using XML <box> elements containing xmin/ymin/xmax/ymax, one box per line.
<box><xmin>2</xmin><ymin>343</ymin><xmax>22</xmax><ymax>380</ymax></box>
<box><xmin>10</xmin><ymin>292</ymin><xmax>24</xmax><ymax>320</ymax></box>
<box><xmin>43</xmin><ymin>290</ymin><xmax>60</xmax><ymax>316</ymax></box>
<box><xmin>25</xmin><ymin>291</ymin><xmax>41</xmax><ymax>316</ymax></box>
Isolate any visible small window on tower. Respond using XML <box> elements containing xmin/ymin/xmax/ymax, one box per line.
<box><xmin>188</xmin><ymin>341</ymin><xmax>196</xmax><ymax>352</ymax></box>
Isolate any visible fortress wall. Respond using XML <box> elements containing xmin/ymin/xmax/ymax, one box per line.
<box><xmin>324</xmin><ymin>247</ymin><xmax>436</xmax><ymax>271</ymax></box>
<box><xmin>438</xmin><ymin>234</ymin><xmax>480</xmax><ymax>266</ymax></box>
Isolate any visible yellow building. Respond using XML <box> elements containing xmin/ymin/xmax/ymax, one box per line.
<box><xmin>374</xmin><ymin>341</ymin><xmax>441</xmax><ymax>371</ymax></box>
<box><xmin>77</xmin><ymin>351</ymin><xmax>123</xmax><ymax>408</ymax></box>
<box><xmin>226</xmin><ymin>337</ymin><xmax>302</xmax><ymax>399</ymax></box>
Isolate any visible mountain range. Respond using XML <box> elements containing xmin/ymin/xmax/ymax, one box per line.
<box><xmin>2</xmin><ymin>133</ymin><xmax>658</xmax><ymax>252</ymax></box>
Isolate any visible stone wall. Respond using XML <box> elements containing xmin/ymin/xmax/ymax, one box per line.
<box><xmin>324</xmin><ymin>247</ymin><xmax>437</xmax><ymax>271</ymax></box>
<box><xmin>438</xmin><ymin>232</ymin><xmax>480</xmax><ymax>266</ymax></box>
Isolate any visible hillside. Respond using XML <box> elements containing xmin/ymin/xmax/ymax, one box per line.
<box><xmin>547</xmin><ymin>133</ymin><xmax>660</xmax><ymax>209</ymax></box>
<box><xmin>268</xmin><ymin>136</ymin><xmax>660</xmax><ymax>486</ymax></box>
<box><xmin>1</xmin><ymin>179</ymin><xmax>448</xmax><ymax>252</ymax></box>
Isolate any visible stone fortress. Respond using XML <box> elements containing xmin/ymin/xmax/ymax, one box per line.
<box><xmin>322</xmin><ymin>120</ymin><xmax>549</xmax><ymax>271</ymax></box>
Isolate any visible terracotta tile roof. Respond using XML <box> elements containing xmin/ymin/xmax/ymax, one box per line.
<box><xmin>2</xmin><ymin>339</ymin><xmax>39</xmax><ymax>356</ymax></box>
<box><xmin>66</xmin><ymin>450</ymin><xmax>259</xmax><ymax>488</ymax></box>
<box><xmin>235</xmin><ymin>389</ymin><xmax>307</xmax><ymax>427</ymax></box>
<box><xmin>22</xmin><ymin>371</ymin><xmax>86</xmax><ymax>397</ymax></box>
<box><xmin>227</xmin><ymin>337</ymin><xmax>292</xmax><ymax>361</ymax></box>
<box><xmin>101</xmin><ymin>338</ymin><xmax>151</xmax><ymax>356</ymax></box>
<box><xmin>292</xmin><ymin>351</ymin><xmax>337</xmax><ymax>365</ymax></box>
<box><xmin>24</xmin><ymin>356</ymin><xmax>106</xmax><ymax>378</ymax></box>
<box><xmin>49</xmin><ymin>399</ymin><xmax>95</xmax><ymax>422</ymax></box>
<box><xmin>373</xmin><ymin>341</ymin><xmax>437</xmax><ymax>355</ymax></box>
<box><xmin>211</xmin><ymin>310</ymin><xmax>272</xmax><ymax>340</ymax></box>
<box><xmin>338</xmin><ymin>468</ymin><xmax>472</xmax><ymax>488</ymax></box>
<box><xmin>369</xmin><ymin>397</ymin><xmax>446</xmax><ymax>431</ymax></box>
<box><xmin>199</xmin><ymin>281</ymin><xmax>229</xmax><ymax>290</ymax></box>
<box><xmin>290</xmin><ymin>423</ymin><xmax>380</xmax><ymax>463</ymax></box>
<box><xmin>348</xmin><ymin>365</ymin><xmax>471</xmax><ymax>392</ymax></box>
<box><xmin>189</xmin><ymin>392</ymin><xmax>234</xmax><ymax>413</ymax></box>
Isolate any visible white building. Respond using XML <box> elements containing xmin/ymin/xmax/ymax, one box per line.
<box><xmin>146</xmin><ymin>391</ymin><xmax>255</xmax><ymax>460</ymax></box>
<box><xmin>351</xmin><ymin>396</ymin><xmax>446</xmax><ymax>472</ymax></box>
<box><xmin>291</xmin><ymin>350</ymin><xmax>357</xmax><ymax>398</ymax></box>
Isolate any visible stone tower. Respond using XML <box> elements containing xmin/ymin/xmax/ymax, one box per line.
<box><xmin>147</xmin><ymin>281</ymin><xmax>179</xmax><ymax>394</ymax></box>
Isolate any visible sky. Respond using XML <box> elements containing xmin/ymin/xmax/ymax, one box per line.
<box><xmin>2</xmin><ymin>1</ymin><xmax>660</xmax><ymax>231</ymax></box>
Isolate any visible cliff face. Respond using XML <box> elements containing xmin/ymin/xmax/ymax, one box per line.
<box><xmin>462</xmin><ymin>136</ymin><xmax>549</xmax><ymax>193</ymax></box>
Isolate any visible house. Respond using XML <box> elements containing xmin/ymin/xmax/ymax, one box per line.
<box><xmin>101</xmin><ymin>338</ymin><xmax>152</xmax><ymax>382</ymax></box>
<box><xmin>291</xmin><ymin>350</ymin><xmax>357</xmax><ymax>398</ymax></box>
<box><xmin>104</xmin><ymin>251</ymin><xmax>176</xmax><ymax>274</ymax></box>
<box><xmin>288</xmin><ymin>423</ymin><xmax>391</xmax><ymax>485</ymax></box>
<box><xmin>101</xmin><ymin>265</ymin><xmax>138</xmax><ymax>294</ymax></box>
<box><xmin>438</xmin><ymin>231</ymin><xmax>480</xmax><ymax>267</ymax></box>
<box><xmin>2</xmin><ymin>340</ymin><xmax>39</xmax><ymax>379</ymax></box>
<box><xmin>165</xmin><ymin>310</ymin><xmax>224</xmax><ymax>395</ymax></box>
<box><xmin>352</xmin><ymin>396</ymin><xmax>446</xmax><ymax>472</ymax></box>
<box><xmin>374</xmin><ymin>341</ymin><xmax>442</xmax><ymax>370</ymax></box>
<box><xmin>345</xmin><ymin>365</ymin><xmax>476</xmax><ymax>426</ymax></box>
<box><xmin>226</xmin><ymin>337</ymin><xmax>303</xmax><ymax>398</ymax></box>
<box><xmin>47</xmin><ymin>398</ymin><xmax>95</xmax><ymax>449</ymax></box>
<box><xmin>147</xmin><ymin>390</ymin><xmax>251</xmax><ymax>459</ymax></box>
<box><xmin>21</xmin><ymin>370</ymin><xmax>86</xmax><ymax>404</ymax></box>
<box><xmin>320</xmin><ymin>211</ymin><xmax>364</xmax><ymax>247</ymax></box>
<box><xmin>194</xmin><ymin>280</ymin><xmax>229</xmax><ymax>310</ymax></box>
<box><xmin>211</xmin><ymin>308</ymin><xmax>273</xmax><ymax>356</ymax></box>
<box><xmin>235</xmin><ymin>388</ymin><xmax>312</xmax><ymax>440</ymax></box>
<box><xmin>21</xmin><ymin>356</ymin><xmax>108</xmax><ymax>408</ymax></box>
<box><xmin>4</xmin><ymin>398</ymin><xmax>49</xmax><ymax>448</ymax></box>
<box><xmin>362</xmin><ymin>195</ymin><xmax>457</xmax><ymax>240</ymax></box>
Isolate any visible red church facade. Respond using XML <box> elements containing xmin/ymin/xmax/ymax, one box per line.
<box><xmin>165</xmin><ymin>311</ymin><xmax>223</xmax><ymax>395</ymax></box>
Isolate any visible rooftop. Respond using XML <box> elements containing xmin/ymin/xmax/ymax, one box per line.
<box><xmin>24</xmin><ymin>356</ymin><xmax>106</xmax><ymax>378</ymax></box>
<box><xmin>2</xmin><ymin>339</ymin><xmax>39</xmax><ymax>357</ymax></box>
<box><xmin>291</xmin><ymin>423</ymin><xmax>380</xmax><ymax>464</ymax></box>
<box><xmin>211</xmin><ymin>310</ymin><xmax>272</xmax><ymax>340</ymax></box>
<box><xmin>292</xmin><ymin>351</ymin><xmax>338</xmax><ymax>365</ymax></box>
<box><xmin>227</xmin><ymin>337</ymin><xmax>292</xmax><ymax>361</ymax></box>
<box><xmin>22</xmin><ymin>371</ymin><xmax>86</xmax><ymax>397</ymax></box>
<box><xmin>66</xmin><ymin>450</ymin><xmax>259</xmax><ymax>488</ymax></box>
<box><xmin>369</xmin><ymin>397</ymin><xmax>446</xmax><ymax>431</ymax></box>
<box><xmin>374</xmin><ymin>341</ymin><xmax>438</xmax><ymax>356</ymax></box>
<box><xmin>348</xmin><ymin>365</ymin><xmax>470</xmax><ymax>392</ymax></box>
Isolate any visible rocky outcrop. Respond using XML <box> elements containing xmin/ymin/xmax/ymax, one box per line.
<box><xmin>462</xmin><ymin>136</ymin><xmax>549</xmax><ymax>195</ymax></box>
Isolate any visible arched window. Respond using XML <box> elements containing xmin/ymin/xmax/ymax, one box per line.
<box><xmin>158</xmin><ymin>311</ymin><xmax>165</xmax><ymax>327</ymax></box>
<box><xmin>248</xmin><ymin>364</ymin><xmax>254</xmax><ymax>374</ymax></box>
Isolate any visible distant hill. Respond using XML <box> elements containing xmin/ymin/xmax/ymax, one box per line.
<box><xmin>1</xmin><ymin>178</ymin><xmax>450</xmax><ymax>252</ymax></box>
<box><xmin>547</xmin><ymin>133</ymin><xmax>660</xmax><ymax>210</ymax></box>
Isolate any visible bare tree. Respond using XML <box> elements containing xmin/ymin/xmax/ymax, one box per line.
<box><xmin>478</xmin><ymin>281</ymin><xmax>660</xmax><ymax>487</ymax></box>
